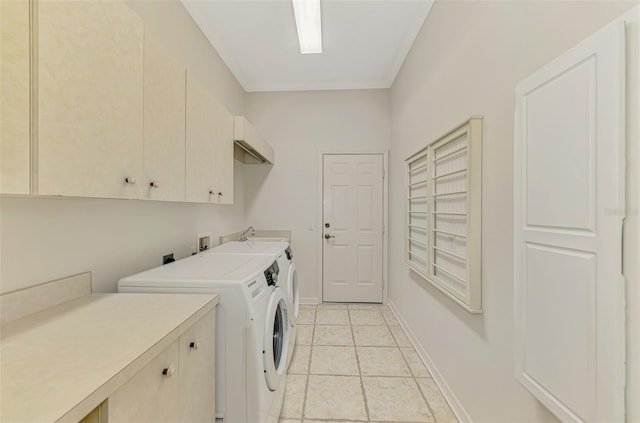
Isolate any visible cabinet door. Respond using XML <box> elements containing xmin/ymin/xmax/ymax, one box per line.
<box><xmin>143</xmin><ymin>30</ymin><xmax>186</xmax><ymax>202</ymax></box>
<box><xmin>185</xmin><ymin>73</ymin><xmax>217</xmax><ymax>203</ymax></box>
<box><xmin>109</xmin><ymin>341</ymin><xmax>179</xmax><ymax>423</ymax></box>
<box><xmin>185</xmin><ymin>73</ymin><xmax>234</xmax><ymax>204</ymax></box>
<box><xmin>37</xmin><ymin>0</ymin><xmax>143</xmax><ymax>199</ymax></box>
<box><xmin>212</xmin><ymin>104</ymin><xmax>234</xmax><ymax>204</ymax></box>
<box><xmin>179</xmin><ymin>310</ymin><xmax>216</xmax><ymax>422</ymax></box>
<box><xmin>0</xmin><ymin>0</ymin><xmax>31</xmax><ymax>194</ymax></box>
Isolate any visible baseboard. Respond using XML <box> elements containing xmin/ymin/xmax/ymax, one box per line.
<box><xmin>388</xmin><ymin>300</ymin><xmax>472</xmax><ymax>423</ymax></box>
<box><xmin>299</xmin><ymin>297</ymin><xmax>319</xmax><ymax>305</ymax></box>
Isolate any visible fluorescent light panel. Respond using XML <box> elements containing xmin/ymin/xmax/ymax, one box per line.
<box><xmin>292</xmin><ymin>0</ymin><xmax>322</xmax><ymax>54</ymax></box>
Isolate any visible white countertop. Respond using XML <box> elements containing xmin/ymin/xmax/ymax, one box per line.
<box><xmin>0</xmin><ymin>293</ymin><xmax>218</xmax><ymax>422</ymax></box>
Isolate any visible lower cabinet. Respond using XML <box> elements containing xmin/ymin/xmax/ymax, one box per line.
<box><xmin>108</xmin><ymin>310</ymin><xmax>215</xmax><ymax>423</ymax></box>
<box><xmin>179</xmin><ymin>309</ymin><xmax>216</xmax><ymax>422</ymax></box>
<box><xmin>109</xmin><ymin>341</ymin><xmax>179</xmax><ymax>422</ymax></box>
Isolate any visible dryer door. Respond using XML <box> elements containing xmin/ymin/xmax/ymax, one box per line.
<box><xmin>287</xmin><ymin>263</ymin><xmax>299</xmax><ymax>325</ymax></box>
<box><xmin>263</xmin><ymin>287</ymin><xmax>289</xmax><ymax>391</ymax></box>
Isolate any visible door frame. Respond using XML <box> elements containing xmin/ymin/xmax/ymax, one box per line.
<box><xmin>316</xmin><ymin>151</ymin><xmax>389</xmax><ymax>305</ymax></box>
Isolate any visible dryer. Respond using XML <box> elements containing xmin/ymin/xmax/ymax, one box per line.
<box><xmin>210</xmin><ymin>240</ymin><xmax>299</xmax><ymax>367</ymax></box>
<box><xmin>118</xmin><ymin>253</ymin><xmax>290</xmax><ymax>423</ymax></box>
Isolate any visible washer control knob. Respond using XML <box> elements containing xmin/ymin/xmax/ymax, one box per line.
<box><xmin>190</xmin><ymin>340</ymin><xmax>200</xmax><ymax>350</ymax></box>
<box><xmin>149</xmin><ymin>181</ymin><xmax>159</xmax><ymax>188</ymax></box>
<box><xmin>125</xmin><ymin>176</ymin><xmax>136</xmax><ymax>184</ymax></box>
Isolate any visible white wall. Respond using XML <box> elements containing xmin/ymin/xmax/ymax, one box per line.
<box><xmin>244</xmin><ymin>90</ymin><xmax>390</xmax><ymax>303</ymax></box>
<box><xmin>388</xmin><ymin>1</ymin><xmax>637</xmax><ymax>422</ymax></box>
<box><xmin>0</xmin><ymin>0</ymin><xmax>246</xmax><ymax>294</ymax></box>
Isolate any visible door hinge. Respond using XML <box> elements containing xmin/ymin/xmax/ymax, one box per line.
<box><xmin>382</xmin><ymin>168</ymin><xmax>385</xmax><ymax>179</ymax></box>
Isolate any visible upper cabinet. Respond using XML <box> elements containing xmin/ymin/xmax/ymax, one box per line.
<box><xmin>1</xmin><ymin>0</ymin><xmax>238</xmax><ymax>204</ymax></box>
<box><xmin>37</xmin><ymin>0</ymin><xmax>144</xmax><ymax>199</ymax></box>
<box><xmin>0</xmin><ymin>0</ymin><xmax>31</xmax><ymax>195</ymax></box>
<box><xmin>233</xmin><ymin>116</ymin><xmax>274</xmax><ymax>165</ymax></box>
<box><xmin>186</xmin><ymin>73</ymin><xmax>233</xmax><ymax>204</ymax></box>
<box><xmin>143</xmin><ymin>30</ymin><xmax>186</xmax><ymax>202</ymax></box>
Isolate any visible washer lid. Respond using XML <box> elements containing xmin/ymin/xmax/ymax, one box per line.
<box><xmin>211</xmin><ymin>241</ymin><xmax>289</xmax><ymax>255</ymax></box>
<box><xmin>119</xmin><ymin>253</ymin><xmax>274</xmax><ymax>286</ymax></box>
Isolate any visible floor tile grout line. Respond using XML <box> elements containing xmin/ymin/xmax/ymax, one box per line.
<box><xmin>284</xmin><ymin>303</ymin><xmax>452</xmax><ymax>423</ymax></box>
<box><xmin>349</xmin><ymin>307</ymin><xmax>372</xmax><ymax>423</ymax></box>
<box><xmin>299</xmin><ymin>305</ymin><xmax>315</xmax><ymax>421</ymax></box>
<box><xmin>383</xmin><ymin>304</ymin><xmax>438</xmax><ymax>423</ymax></box>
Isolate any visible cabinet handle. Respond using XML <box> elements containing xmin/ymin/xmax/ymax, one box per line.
<box><xmin>149</xmin><ymin>181</ymin><xmax>159</xmax><ymax>188</ymax></box>
<box><xmin>125</xmin><ymin>177</ymin><xmax>136</xmax><ymax>184</ymax></box>
<box><xmin>162</xmin><ymin>365</ymin><xmax>175</xmax><ymax>378</ymax></box>
<box><xmin>190</xmin><ymin>339</ymin><xmax>200</xmax><ymax>350</ymax></box>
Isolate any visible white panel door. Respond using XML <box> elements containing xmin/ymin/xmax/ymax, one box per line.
<box><xmin>323</xmin><ymin>154</ymin><xmax>383</xmax><ymax>303</ymax></box>
<box><xmin>514</xmin><ymin>20</ymin><xmax>625</xmax><ymax>423</ymax></box>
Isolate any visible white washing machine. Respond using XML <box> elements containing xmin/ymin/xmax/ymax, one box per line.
<box><xmin>118</xmin><ymin>253</ymin><xmax>290</xmax><ymax>423</ymax></box>
<box><xmin>210</xmin><ymin>240</ymin><xmax>299</xmax><ymax>367</ymax></box>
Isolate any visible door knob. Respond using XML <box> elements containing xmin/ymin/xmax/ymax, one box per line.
<box><xmin>324</xmin><ymin>234</ymin><xmax>335</xmax><ymax>239</ymax></box>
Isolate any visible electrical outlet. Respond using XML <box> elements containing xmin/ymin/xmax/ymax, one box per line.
<box><xmin>197</xmin><ymin>232</ymin><xmax>212</xmax><ymax>252</ymax></box>
<box><xmin>162</xmin><ymin>253</ymin><xmax>175</xmax><ymax>265</ymax></box>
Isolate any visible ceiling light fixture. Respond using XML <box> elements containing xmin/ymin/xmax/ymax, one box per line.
<box><xmin>292</xmin><ymin>0</ymin><xmax>322</xmax><ymax>54</ymax></box>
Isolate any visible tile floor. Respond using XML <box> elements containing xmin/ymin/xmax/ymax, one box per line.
<box><xmin>281</xmin><ymin>303</ymin><xmax>458</xmax><ymax>423</ymax></box>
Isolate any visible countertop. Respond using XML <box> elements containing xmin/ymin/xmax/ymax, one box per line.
<box><xmin>0</xmin><ymin>292</ymin><xmax>218</xmax><ymax>422</ymax></box>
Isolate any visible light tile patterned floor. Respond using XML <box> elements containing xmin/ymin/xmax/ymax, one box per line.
<box><xmin>281</xmin><ymin>303</ymin><xmax>458</xmax><ymax>423</ymax></box>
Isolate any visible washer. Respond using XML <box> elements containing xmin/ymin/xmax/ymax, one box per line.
<box><xmin>118</xmin><ymin>253</ymin><xmax>290</xmax><ymax>423</ymax></box>
<box><xmin>210</xmin><ymin>240</ymin><xmax>299</xmax><ymax>367</ymax></box>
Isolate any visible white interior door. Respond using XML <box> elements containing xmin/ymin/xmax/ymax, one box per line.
<box><xmin>323</xmin><ymin>154</ymin><xmax>383</xmax><ymax>303</ymax></box>
<box><xmin>514</xmin><ymin>19</ymin><xmax>626</xmax><ymax>423</ymax></box>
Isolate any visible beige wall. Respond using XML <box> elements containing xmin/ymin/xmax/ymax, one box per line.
<box><xmin>388</xmin><ymin>1</ymin><xmax>637</xmax><ymax>421</ymax></box>
<box><xmin>244</xmin><ymin>89</ymin><xmax>390</xmax><ymax>303</ymax></box>
<box><xmin>126</xmin><ymin>0</ymin><xmax>244</xmax><ymax>115</ymax></box>
<box><xmin>0</xmin><ymin>0</ymin><xmax>246</xmax><ymax>294</ymax></box>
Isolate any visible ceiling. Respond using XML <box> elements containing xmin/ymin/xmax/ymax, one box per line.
<box><xmin>182</xmin><ymin>0</ymin><xmax>434</xmax><ymax>92</ymax></box>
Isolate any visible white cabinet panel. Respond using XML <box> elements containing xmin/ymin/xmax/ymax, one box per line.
<box><xmin>186</xmin><ymin>73</ymin><xmax>216</xmax><ymax>203</ymax></box>
<box><xmin>213</xmin><ymin>103</ymin><xmax>234</xmax><ymax>204</ymax></box>
<box><xmin>0</xmin><ymin>0</ymin><xmax>30</xmax><ymax>194</ymax></box>
<box><xmin>37</xmin><ymin>0</ymin><xmax>143</xmax><ymax>199</ymax></box>
<box><xmin>109</xmin><ymin>341</ymin><xmax>179</xmax><ymax>423</ymax></box>
<box><xmin>143</xmin><ymin>30</ymin><xmax>186</xmax><ymax>202</ymax></box>
<box><xmin>179</xmin><ymin>309</ymin><xmax>215</xmax><ymax>422</ymax></box>
<box><xmin>186</xmin><ymin>73</ymin><xmax>233</xmax><ymax>204</ymax></box>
